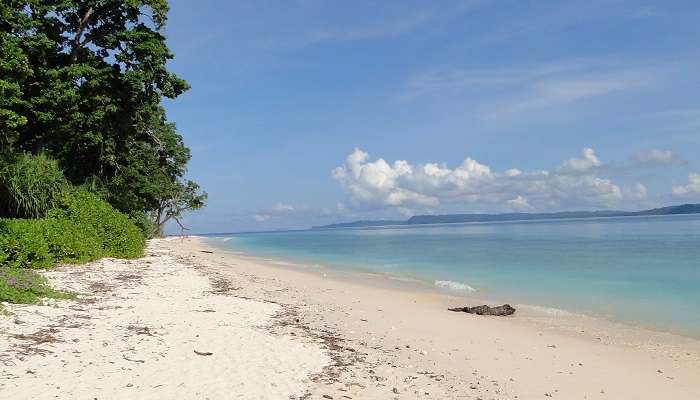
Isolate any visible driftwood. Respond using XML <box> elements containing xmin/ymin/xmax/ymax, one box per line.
<box><xmin>448</xmin><ymin>304</ymin><xmax>515</xmax><ymax>316</ymax></box>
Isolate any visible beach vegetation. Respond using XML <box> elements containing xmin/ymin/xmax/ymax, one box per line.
<box><xmin>0</xmin><ymin>165</ymin><xmax>145</xmax><ymax>303</ymax></box>
<box><xmin>0</xmin><ymin>153</ymin><xmax>68</xmax><ymax>219</ymax></box>
<box><xmin>0</xmin><ymin>0</ymin><xmax>201</xmax><ymax>308</ymax></box>
<box><xmin>0</xmin><ymin>189</ymin><xmax>145</xmax><ymax>270</ymax></box>
<box><xmin>0</xmin><ymin>0</ymin><xmax>205</xmax><ymax>235</ymax></box>
<box><xmin>0</xmin><ymin>267</ymin><xmax>74</xmax><ymax>305</ymax></box>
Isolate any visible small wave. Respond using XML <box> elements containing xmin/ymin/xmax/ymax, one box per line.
<box><xmin>202</xmin><ymin>236</ymin><xmax>228</xmax><ymax>241</ymax></box>
<box><xmin>267</xmin><ymin>259</ymin><xmax>298</xmax><ymax>267</ymax></box>
<box><xmin>434</xmin><ymin>280</ymin><xmax>477</xmax><ymax>294</ymax></box>
<box><xmin>222</xmin><ymin>237</ymin><xmax>233</xmax><ymax>242</ymax></box>
<box><xmin>388</xmin><ymin>275</ymin><xmax>423</xmax><ymax>284</ymax></box>
<box><xmin>517</xmin><ymin>304</ymin><xmax>575</xmax><ymax>317</ymax></box>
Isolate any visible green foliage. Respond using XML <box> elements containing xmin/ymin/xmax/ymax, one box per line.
<box><xmin>41</xmin><ymin>216</ymin><xmax>102</xmax><ymax>265</ymax></box>
<box><xmin>49</xmin><ymin>190</ymin><xmax>145</xmax><ymax>259</ymax></box>
<box><xmin>0</xmin><ymin>219</ymin><xmax>53</xmax><ymax>269</ymax></box>
<box><xmin>0</xmin><ymin>267</ymin><xmax>74</xmax><ymax>304</ymax></box>
<box><xmin>154</xmin><ymin>179</ymin><xmax>207</xmax><ymax>236</ymax></box>
<box><xmin>0</xmin><ymin>189</ymin><xmax>145</xmax><ymax>270</ymax></box>
<box><xmin>129</xmin><ymin>211</ymin><xmax>158</xmax><ymax>239</ymax></box>
<box><xmin>0</xmin><ymin>31</ymin><xmax>31</xmax><ymax>151</ymax></box>
<box><xmin>0</xmin><ymin>153</ymin><xmax>68</xmax><ymax>218</ymax></box>
<box><xmin>0</xmin><ymin>1</ymin><xmax>194</xmax><ymax>307</ymax></box>
<box><xmin>0</xmin><ymin>0</ymin><xmax>205</xmax><ymax>225</ymax></box>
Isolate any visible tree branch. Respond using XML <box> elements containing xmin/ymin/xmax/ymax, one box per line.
<box><xmin>158</xmin><ymin>204</ymin><xmax>189</xmax><ymax>228</ymax></box>
<box><xmin>70</xmin><ymin>7</ymin><xmax>95</xmax><ymax>64</ymax></box>
<box><xmin>173</xmin><ymin>215</ymin><xmax>189</xmax><ymax>236</ymax></box>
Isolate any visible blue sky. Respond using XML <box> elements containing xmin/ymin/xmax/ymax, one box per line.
<box><xmin>162</xmin><ymin>0</ymin><xmax>700</xmax><ymax>233</ymax></box>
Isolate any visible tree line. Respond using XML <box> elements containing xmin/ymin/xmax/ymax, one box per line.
<box><xmin>1</xmin><ymin>0</ymin><xmax>205</xmax><ymax>235</ymax></box>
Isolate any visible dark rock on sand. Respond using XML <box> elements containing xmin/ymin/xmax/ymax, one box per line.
<box><xmin>448</xmin><ymin>304</ymin><xmax>516</xmax><ymax>316</ymax></box>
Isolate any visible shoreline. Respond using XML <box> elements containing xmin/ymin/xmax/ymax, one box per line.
<box><xmin>2</xmin><ymin>237</ymin><xmax>699</xmax><ymax>399</ymax></box>
<box><xmin>189</xmin><ymin>236</ymin><xmax>699</xmax><ymax>398</ymax></box>
<box><xmin>203</xmin><ymin>235</ymin><xmax>700</xmax><ymax>343</ymax></box>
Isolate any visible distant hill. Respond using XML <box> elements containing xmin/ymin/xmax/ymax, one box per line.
<box><xmin>313</xmin><ymin>203</ymin><xmax>700</xmax><ymax>229</ymax></box>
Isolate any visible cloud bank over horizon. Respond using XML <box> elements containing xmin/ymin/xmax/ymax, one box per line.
<box><xmin>247</xmin><ymin>146</ymin><xmax>698</xmax><ymax>227</ymax></box>
<box><xmin>330</xmin><ymin>147</ymin><xmax>648</xmax><ymax>216</ymax></box>
<box><xmin>672</xmin><ymin>173</ymin><xmax>700</xmax><ymax>200</ymax></box>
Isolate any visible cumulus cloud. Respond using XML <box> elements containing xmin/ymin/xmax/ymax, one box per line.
<box><xmin>332</xmin><ymin>148</ymin><xmax>646</xmax><ymax>212</ymax></box>
<box><xmin>560</xmin><ymin>147</ymin><xmax>601</xmax><ymax>172</ymax></box>
<box><xmin>672</xmin><ymin>173</ymin><xmax>700</xmax><ymax>199</ymax></box>
<box><xmin>332</xmin><ymin>148</ymin><xmax>439</xmax><ymax>208</ymax></box>
<box><xmin>624</xmin><ymin>183</ymin><xmax>648</xmax><ymax>201</ymax></box>
<box><xmin>635</xmin><ymin>149</ymin><xmax>685</xmax><ymax>166</ymax></box>
<box><xmin>507</xmin><ymin>195</ymin><xmax>532</xmax><ymax>211</ymax></box>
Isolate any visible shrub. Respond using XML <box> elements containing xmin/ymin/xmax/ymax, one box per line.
<box><xmin>0</xmin><ymin>153</ymin><xmax>68</xmax><ymax>218</ymax></box>
<box><xmin>0</xmin><ymin>189</ymin><xmax>145</xmax><ymax>270</ymax></box>
<box><xmin>0</xmin><ymin>219</ymin><xmax>53</xmax><ymax>269</ymax></box>
<box><xmin>42</xmin><ymin>217</ymin><xmax>102</xmax><ymax>264</ymax></box>
<box><xmin>49</xmin><ymin>190</ymin><xmax>145</xmax><ymax>259</ymax></box>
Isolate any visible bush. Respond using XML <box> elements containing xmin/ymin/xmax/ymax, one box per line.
<box><xmin>0</xmin><ymin>153</ymin><xmax>68</xmax><ymax>218</ymax></box>
<box><xmin>0</xmin><ymin>219</ymin><xmax>53</xmax><ymax>269</ymax></box>
<box><xmin>0</xmin><ymin>162</ymin><xmax>145</xmax><ymax>306</ymax></box>
<box><xmin>42</xmin><ymin>217</ymin><xmax>102</xmax><ymax>265</ymax></box>
<box><xmin>0</xmin><ymin>189</ymin><xmax>145</xmax><ymax>270</ymax></box>
<box><xmin>49</xmin><ymin>190</ymin><xmax>145</xmax><ymax>259</ymax></box>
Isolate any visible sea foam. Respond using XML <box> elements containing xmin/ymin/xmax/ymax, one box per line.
<box><xmin>434</xmin><ymin>280</ymin><xmax>477</xmax><ymax>294</ymax></box>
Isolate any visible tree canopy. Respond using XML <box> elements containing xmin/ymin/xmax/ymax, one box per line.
<box><xmin>0</xmin><ymin>0</ymin><xmax>205</xmax><ymax>233</ymax></box>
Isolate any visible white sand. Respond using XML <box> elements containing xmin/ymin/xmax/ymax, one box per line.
<box><xmin>179</xmin><ymin>237</ymin><xmax>700</xmax><ymax>399</ymax></box>
<box><xmin>3</xmin><ymin>236</ymin><xmax>700</xmax><ymax>399</ymax></box>
<box><xmin>0</xmin><ymin>239</ymin><xmax>329</xmax><ymax>399</ymax></box>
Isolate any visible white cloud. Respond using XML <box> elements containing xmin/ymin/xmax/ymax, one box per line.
<box><xmin>271</xmin><ymin>202</ymin><xmax>295</xmax><ymax>212</ymax></box>
<box><xmin>635</xmin><ymin>149</ymin><xmax>685</xmax><ymax>166</ymax></box>
<box><xmin>624</xmin><ymin>183</ymin><xmax>648</xmax><ymax>201</ymax></box>
<box><xmin>672</xmin><ymin>173</ymin><xmax>700</xmax><ymax>199</ymax></box>
<box><xmin>254</xmin><ymin>214</ymin><xmax>270</xmax><ymax>222</ymax></box>
<box><xmin>333</xmin><ymin>147</ymin><xmax>646</xmax><ymax>212</ymax></box>
<box><xmin>507</xmin><ymin>195</ymin><xmax>532</xmax><ymax>211</ymax></box>
<box><xmin>331</xmin><ymin>148</ymin><xmax>439</xmax><ymax>209</ymax></box>
<box><xmin>560</xmin><ymin>147</ymin><xmax>601</xmax><ymax>173</ymax></box>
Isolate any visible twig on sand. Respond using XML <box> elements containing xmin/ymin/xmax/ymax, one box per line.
<box><xmin>194</xmin><ymin>350</ymin><xmax>213</xmax><ymax>356</ymax></box>
<box><xmin>122</xmin><ymin>354</ymin><xmax>145</xmax><ymax>363</ymax></box>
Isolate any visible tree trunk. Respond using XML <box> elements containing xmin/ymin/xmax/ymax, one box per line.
<box><xmin>70</xmin><ymin>7</ymin><xmax>95</xmax><ymax>64</ymax></box>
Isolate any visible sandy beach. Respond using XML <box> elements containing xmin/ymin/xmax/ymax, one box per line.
<box><xmin>2</xmin><ymin>236</ymin><xmax>700</xmax><ymax>399</ymax></box>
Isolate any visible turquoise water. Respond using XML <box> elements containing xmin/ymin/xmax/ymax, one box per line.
<box><xmin>205</xmin><ymin>215</ymin><xmax>700</xmax><ymax>337</ymax></box>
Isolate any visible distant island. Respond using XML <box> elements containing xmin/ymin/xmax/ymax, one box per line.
<box><xmin>313</xmin><ymin>203</ymin><xmax>700</xmax><ymax>229</ymax></box>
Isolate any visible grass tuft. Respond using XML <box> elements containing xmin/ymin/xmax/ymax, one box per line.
<box><xmin>0</xmin><ymin>268</ymin><xmax>74</xmax><ymax>304</ymax></box>
<box><xmin>0</xmin><ymin>153</ymin><xmax>67</xmax><ymax>219</ymax></box>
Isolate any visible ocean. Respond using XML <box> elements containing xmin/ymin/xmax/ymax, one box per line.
<box><xmin>204</xmin><ymin>214</ymin><xmax>700</xmax><ymax>337</ymax></box>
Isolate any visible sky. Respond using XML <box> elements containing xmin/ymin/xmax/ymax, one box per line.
<box><xmin>162</xmin><ymin>0</ymin><xmax>700</xmax><ymax>233</ymax></box>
